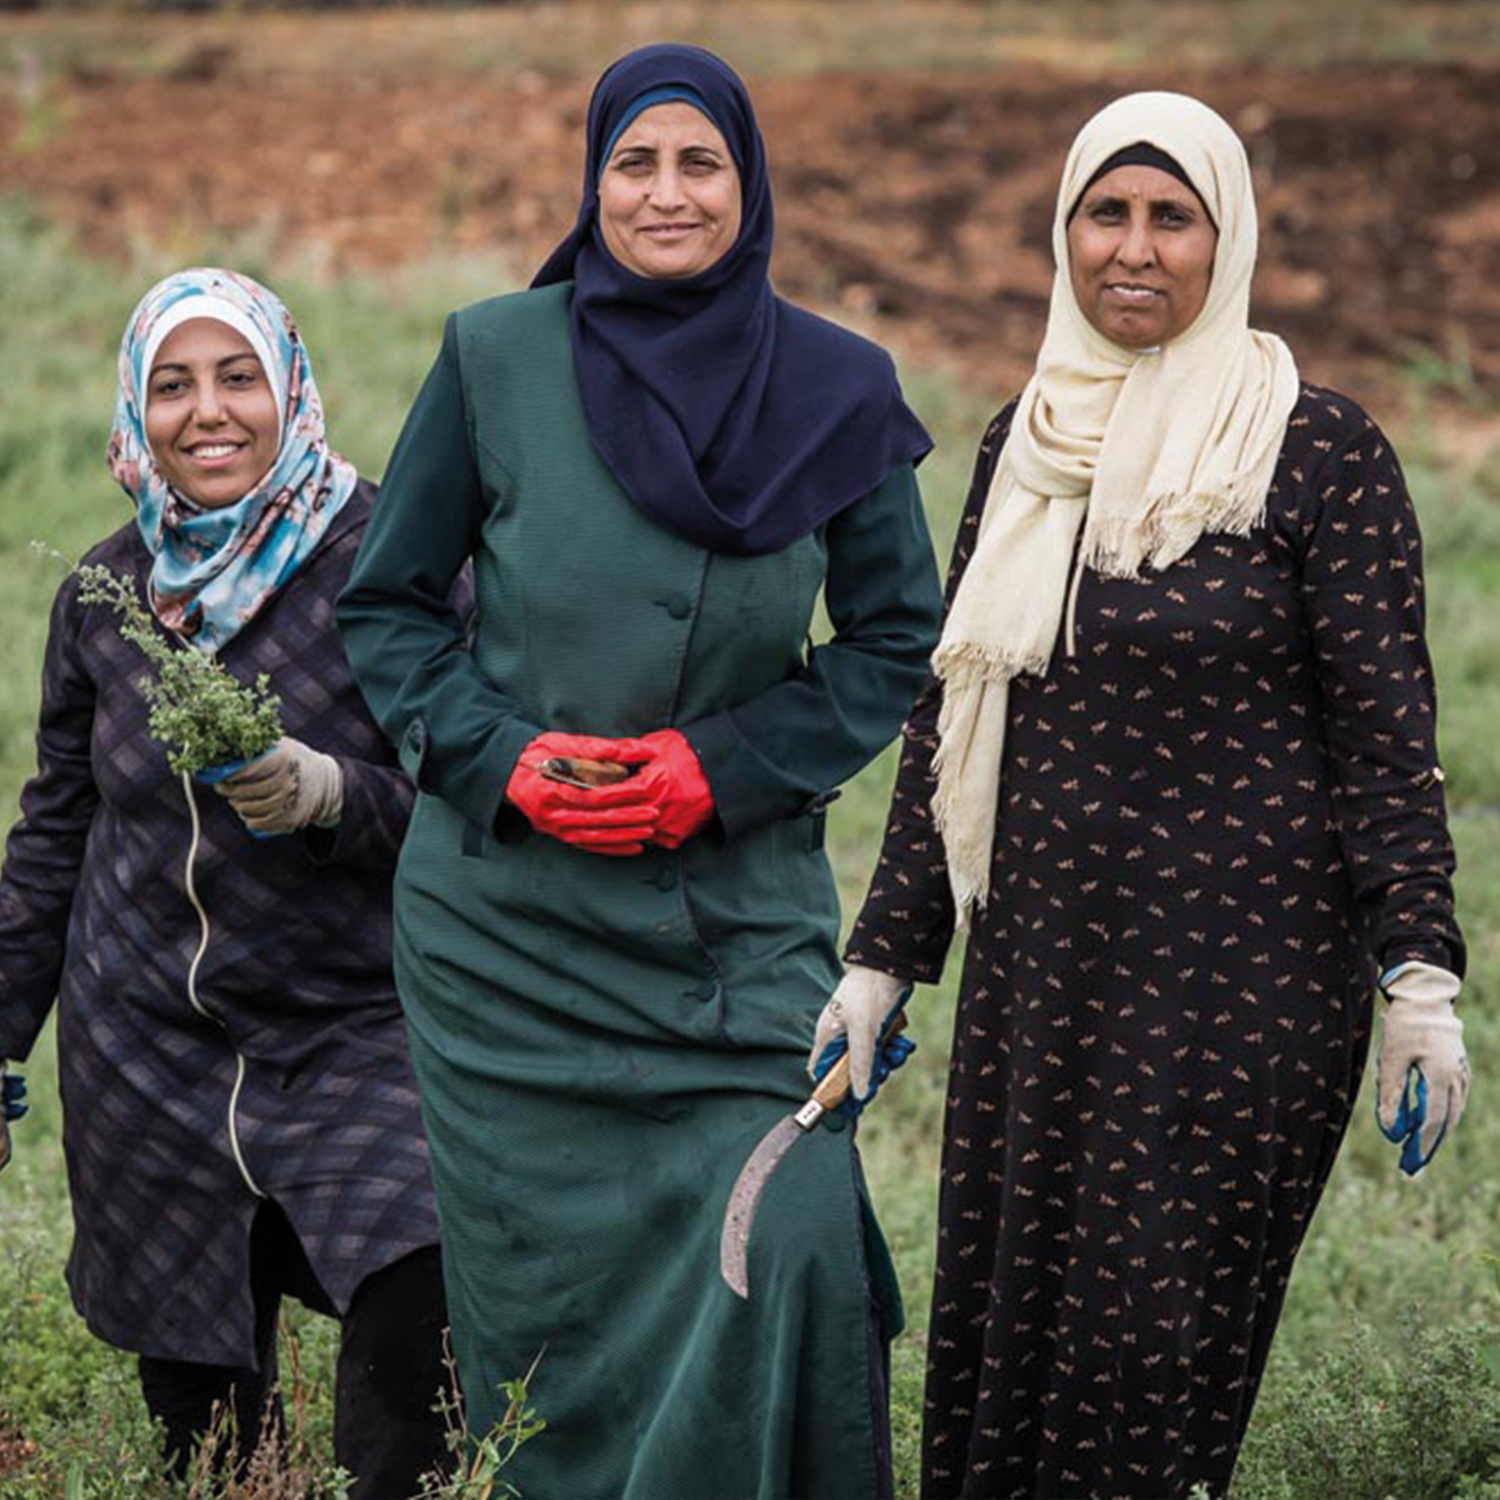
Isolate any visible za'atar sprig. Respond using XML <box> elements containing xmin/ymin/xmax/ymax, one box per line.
<box><xmin>73</xmin><ymin>563</ymin><xmax>283</xmax><ymax>776</ymax></box>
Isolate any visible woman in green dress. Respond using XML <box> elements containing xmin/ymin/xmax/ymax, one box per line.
<box><xmin>337</xmin><ymin>43</ymin><xmax>942</xmax><ymax>1500</ymax></box>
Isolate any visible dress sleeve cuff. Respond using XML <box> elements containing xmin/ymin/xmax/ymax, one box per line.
<box><xmin>842</xmin><ymin>939</ymin><xmax>945</xmax><ymax>988</ymax></box>
<box><xmin>680</xmin><ymin>710</ymin><xmax>796</xmax><ymax>842</ymax></box>
<box><xmin>398</xmin><ymin>711</ymin><xmax>540</xmax><ymax>838</ymax></box>
<box><xmin>1378</xmin><ymin>938</ymin><xmax>1466</xmax><ymax>985</ymax></box>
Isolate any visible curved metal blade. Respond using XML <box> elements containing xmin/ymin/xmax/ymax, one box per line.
<box><xmin>719</xmin><ymin>1114</ymin><xmax>803</xmax><ymax>1299</ymax></box>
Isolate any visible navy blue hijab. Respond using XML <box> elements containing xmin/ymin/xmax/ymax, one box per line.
<box><xmin>532</xmin><ymin>44</ymin><xmax>932</xmax><ymax>556</ymax></box>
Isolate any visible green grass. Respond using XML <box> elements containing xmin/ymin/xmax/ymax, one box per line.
<box><xmin>1</xmin><ymin>198</ymin><xmax>1499</xmax><ymax>1496</ymax></box>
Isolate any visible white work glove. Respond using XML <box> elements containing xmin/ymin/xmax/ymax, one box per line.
<box><xmin>215</xmin><ymin>737</ymin><xmax>343</xmax><ymax>834</ymax></box>
<box><xmin>808</xmin><ymin>966</ymin><xmax>909</xmax><ymax>1101</ymax></box>
<box><xmin>1375</xmin><ymin>960</ymin><xmax>1468</xmax><ymax>1176</ymax></box>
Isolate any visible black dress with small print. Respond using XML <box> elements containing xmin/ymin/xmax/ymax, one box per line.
<box><xmin>845</xmin><ymin>385</ymin><xmax>1464</xmax><ymax>1500</ymax></box>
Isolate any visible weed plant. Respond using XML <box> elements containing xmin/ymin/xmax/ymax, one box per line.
<box><xmin>1230</xmin><ymin>1312</ymin><xmax>1500</xmax><ymax>1500</ymax></box>
<box><xmin>73</xmin><ymin>564</ymin><xmax>283</xmax><ymax>775</ymax></box>
<box><xmin>418</xmin><ymin>1346</ymin><xmax>546</xmax><ymax>1500</ymax></box>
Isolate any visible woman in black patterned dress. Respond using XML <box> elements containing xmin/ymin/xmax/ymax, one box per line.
<box><xmin>809</xmin><ymin>92</ymin><xmax>1469</xmax><ymax>1499</ymax></box>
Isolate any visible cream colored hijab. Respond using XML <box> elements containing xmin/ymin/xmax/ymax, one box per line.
<box><xmin>931</xmin><ymin>91</ymin><xmax>1300</xmax><ymax>920</ymax></box>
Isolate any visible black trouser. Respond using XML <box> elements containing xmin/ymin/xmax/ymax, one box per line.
<box><xmin>138</xmin><ymin>1201</ymin><xmax>449</xmax><ymax>1499</ymax></box>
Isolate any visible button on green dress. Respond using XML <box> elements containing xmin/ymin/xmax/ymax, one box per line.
<box><xmin>338</xmin><ymin>284</ymin><xmax>941</xmax><ymax>1499</ymax></box>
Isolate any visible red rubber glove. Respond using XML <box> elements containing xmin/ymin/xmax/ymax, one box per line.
<box><xmin>626</xmin><ymin>729</ymin><xmax>715</xmax><ymax>849</ymax></box>
<box><xmin>507</xmin><ymin>732</ymin><xmax>660</xmax><ymax>856</ymax></box>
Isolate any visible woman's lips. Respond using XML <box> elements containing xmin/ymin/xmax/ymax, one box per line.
<box><xmin>1104</xmin><ymin>283</ymin><xmax>1165</xmax><ymax>303</ymax></box>
<box><xmin>182</xmin><ymin>441</ymin><xmax>247</xmax><ymax>468</ymax></box>
<box><xmin>639</xmin><ymin>222</ymin><xmax>702</xmax><ymax>239</ymax></box>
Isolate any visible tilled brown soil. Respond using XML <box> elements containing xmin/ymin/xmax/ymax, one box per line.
<box><xmin>2</xmin><ymin>46</ymin><xmax>1498</xmax><ymax>406</ymax></box>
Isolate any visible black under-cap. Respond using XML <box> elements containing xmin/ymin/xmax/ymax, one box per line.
<box><xmin>1068</xmin><ymin>141</ymin><xmax>1216</xmax><ymax>228</ymax></box>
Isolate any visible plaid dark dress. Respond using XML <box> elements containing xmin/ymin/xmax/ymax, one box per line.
<box><xmin>0</xmin><ymin>482</ymin><xmax>443</xmax><ymax>1366</ymax></box>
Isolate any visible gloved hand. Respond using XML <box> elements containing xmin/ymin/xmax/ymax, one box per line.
<box><xmin>0</xmin><ymin>1065</ymin><xmax>28</xmax><ymax>1173</ymax></box>
<box><xmin>215</xmin><ymin>737</ymin><xmax>343</xmax><ymax>834</ymax></box>
<box><xmin>807</xmin><ymin>966</ymin><xmax>913</xmax><ymax>1111</ymax></box>
<box><xmin>507</xmin><ymin>731</ymin><xmax>660</xmax><ymax>857</ymax></box>
<box><xmin>1376</xmin><ymin>960</ymin><xmax>1468</xmax><ymax>1177</ymax></box>
<box><xmin>813</xmin><ymin>1027</ymin><xmax>915</xmax><ymax>1121</ymax></box>
<box><xmin>624</xmin><ymin>730</ymin><xmax>715</xmax><ymax>849</ymax></box>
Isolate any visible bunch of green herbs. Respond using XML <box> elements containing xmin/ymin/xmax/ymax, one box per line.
<box><xmin>73</xmin><ymin>563</ymin><xmax>282</xmax><ymax>777</ymax></box>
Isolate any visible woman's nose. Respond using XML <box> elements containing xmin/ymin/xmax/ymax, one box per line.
<box><xmin>647</xmin><ymin>166</ymin><xmax>687</xmax><ymax>208</ymax></box>
<box><xmin>1116</xmin><ymin>215</ymin><xmax>1157</xmax><ymax>268</ymax></box>
<box><xmin>192</xmin><ymin>384</ymin><xmax>227</xmax><ymax>424</ymax></box>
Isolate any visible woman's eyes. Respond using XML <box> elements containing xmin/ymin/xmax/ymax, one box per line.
<box><xmin>1088</xmin><ymin>202</ymin><xmax>1194</xmax><ymax>228</ymax></box>
<box><xmin>150</xmin><ymin>369</ymin><xmax>259</xmax><ymax>398</ymax></box>
<box><xmin>612</xmin><ymin>153</ymin><xmax>724</xmax><ymax>176</ymax></box>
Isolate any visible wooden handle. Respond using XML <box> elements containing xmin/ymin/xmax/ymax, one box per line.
<box><xmin>810</xmin><ymin>1010</ymin><xmax>908</xmax><ymax>1111</ymax></box>
<box><xmin>538</xmin><ymin>756</ymin><xmax>634</xmax><ymax>787</ymax></box>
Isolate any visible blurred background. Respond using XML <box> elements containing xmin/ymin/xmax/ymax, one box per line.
<box><xmin>1</xmin><ymin>3</ymin><xmax>1498</xmax><ymax>1497</ymax></box>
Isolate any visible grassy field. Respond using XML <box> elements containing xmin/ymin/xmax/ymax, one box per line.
<box><xmin>0</xmin><ymin>189</ymin><xmax>1498</xmax><ymax>1499</ymax></box>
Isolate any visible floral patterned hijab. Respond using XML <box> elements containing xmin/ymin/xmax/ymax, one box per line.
<box><xmin>108</xmin><ymin>268</ymin><xmax>358</xmax><ymax>653</ymax></box>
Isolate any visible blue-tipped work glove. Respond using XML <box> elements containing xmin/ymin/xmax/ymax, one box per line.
<box><xmin>214</xmin><ymin>737</ymin><xmax>343</xmax><ymax>835</ymax></box>
<box><xmin>0</xmin><ymin>1066</ymin><xmax>28</xmax><ymax>1173</ymax></box>
<box><xmin>807</xmin><ymin>967</ymin><xmax>915</xmax><ymax>1119</ymax></box>
<box><xmin>1375</xmin><ymin>961</ymin><xmax>1468</xmax><ymax>1177</ymax></box>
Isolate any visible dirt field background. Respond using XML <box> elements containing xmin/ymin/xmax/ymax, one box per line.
<box><xmin>3</xmin><ymin>4</ymin><xmax>1499</xmax><ymax>412</ymax></box>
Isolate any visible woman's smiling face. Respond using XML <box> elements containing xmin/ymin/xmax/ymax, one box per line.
<box><xmin>1066</xmin><ymin>164</ymin><xmax>1217</xmax><ymax>349</ymax></box>
<box><xmin>144</xmin><ymin>318</ymin><xmax>280</xmax><ymax>509</ymax></box>
<box><xmin>597</xmin><ymin>102</ymin><xmax>743</xmax><ymax>280</ymax></box>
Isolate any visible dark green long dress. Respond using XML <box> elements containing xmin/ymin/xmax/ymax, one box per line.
<box><xmin>338</xmin><ymin>283</ymin><xmax>942</xmax><ymax>1499</ymax></box>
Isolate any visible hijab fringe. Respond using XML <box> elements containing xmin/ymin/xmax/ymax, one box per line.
<box><xmin>930</xmin><ymin>654</ymin><xmax>1022</xmax><ymax>925</ymax></box>
<box><xmin>932</xmin><ymin>640</ymin><xmax>1056</xmax><ymax>682</ymax></box>
<box><xmin>1082</xmin><ymin>479</ymin><xmax>1270</xmax><ymax>579</ymax></box>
